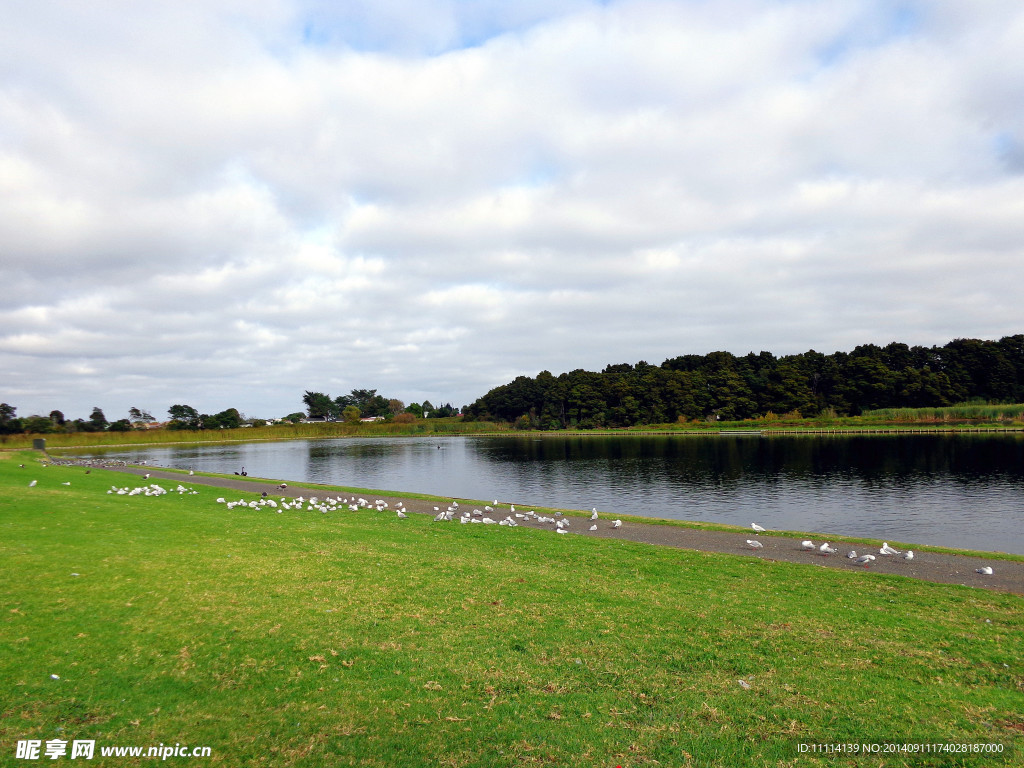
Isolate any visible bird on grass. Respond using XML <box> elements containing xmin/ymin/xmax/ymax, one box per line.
<box><xmin>751</xmin><ymin>523</ymin><xmax>766</xmax><ymax>534</ymax></box>
<box><xmin>29</xmin><ymin>480</ymin><xmax>37</xmax><ymax>487</ymax></box>
<box><xmin>396</xmin><ymin>510</ymin><xmax>407</xmax><ymax>519</ymax></box>
<box><xmin>746</xmin><ymin>539</ymin><xmax>764</xmax><ymax>549</ymax></box>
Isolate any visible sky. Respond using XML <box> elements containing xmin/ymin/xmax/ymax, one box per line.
<box><xmin>2</xmin><ymin>0</ymin><xmax>1023</xmax><ymax>421</ymax></box>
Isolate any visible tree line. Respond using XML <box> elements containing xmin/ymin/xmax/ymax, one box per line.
<box><xmin>0</xmin><ymin>388</ymin><xmax>462</xmax><ymax>436</ymax></box>
<box><xmin>462</xmin><ymin>335</ymin><xmax>1024</xmax><ymax>429</ymax></box>
<box><xmin>301</xmin><ymin>389</ymin><xmax>458</xmax><ymax>422</ymax></box>
<box><xmin>0</xmin><ymin>403</ymin><xmax>256</xmax><ymax>435</ymax></box>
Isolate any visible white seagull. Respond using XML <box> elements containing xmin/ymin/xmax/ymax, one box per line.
<box><xmin>819</xmin><ymin>543</ymin><xmax>837</xmax><ymax>556</ymax></box>
<box><xmin>588</xmin><ymin>524</ymin><xmax>598</xmax><ymax>531</ymax></box>
<box><xmin>846</xmin><ymin>550</ymin><xmax>857</xmax><ymax>559</ymax></box>
<box><xmin>751</xmin><ymin>523</ymin><xmax>766</xmax><ymax>534</ymax></box>
<box><xmin>591</xmin><ymin>509</ymin><xmax>599</xmax><ymax>520</ymax></box>
<box><xmin>855</xmin><ymin>555</ymin><xmax>876</xmax><ymax>567</ymax></box>
<box><xmin>975</xmin><ymin>566</ymin><xmax>994</xmax><ymax>575</ymax></box>
<box><xmin>903</xmin><ymin>550</ymin><xmax>914</xmax><ymax>561</ymax></box>
<box><xmin>800</xmin><ymin>540</ymin><xmax>815</xmax><ymax>551</ymax></box>
<box><xmin>746</xmin><ymin>539</ymin><xmax>764</xmax><ymax>549</ymax></box>
<box><xmin>396</xmin><ymin>510</ymin><xmax>407</xmax><ymax>519</ymax></box>
<box><xmin>879</xmin><ymin>542</ymin><xmax>901</xmax><ymax>556</ymax></box>
<box><xmin>611</xmin><ymin>520</ymin><xmax>623</xmax><ymax>529</ymax></box>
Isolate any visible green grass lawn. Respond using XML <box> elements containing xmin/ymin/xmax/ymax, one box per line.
<box><xmin>1</xmin><ymin>450</ymin><xmax>1021</xmax><ymax>767</ymax></box>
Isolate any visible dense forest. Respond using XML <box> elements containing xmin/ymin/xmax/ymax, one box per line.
<box><xmin>463</xmin><ymin>336</ymin><xmax>1024</xmax><ymax>429</ymax></box>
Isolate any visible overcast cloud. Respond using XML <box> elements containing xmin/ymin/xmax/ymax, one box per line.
<box><xmin>2</xmin><ymin>0</ymin><xmax>1023</xmax><ymax>420</ymax></box>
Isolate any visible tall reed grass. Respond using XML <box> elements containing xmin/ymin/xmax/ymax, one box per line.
<box><xmin>0</xmin><ymin>418</ymin><xmax>509</xmax><ymax>449</ymax></box>
<box><xmin>861</xmin><ymin>403</ymin><xmax>1024</xmax><ymax>423</ymax></box>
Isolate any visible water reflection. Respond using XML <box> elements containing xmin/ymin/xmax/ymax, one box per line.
<box><xmin>78</xmin><ymin>433</ymin><xmax>1024</xmax><ymax>554</ymax></box>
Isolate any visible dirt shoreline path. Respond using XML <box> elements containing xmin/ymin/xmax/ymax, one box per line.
<box><xmin>99</xmin><ymin>464</ymin><xmax>1024</xmax><ymax>596</ymax></box>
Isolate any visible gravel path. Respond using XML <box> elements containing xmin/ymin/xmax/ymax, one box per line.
<box><xmin>99</xmin><ymin>464</ymin><xmax>1024</xmax><ymax>596</ymax></box>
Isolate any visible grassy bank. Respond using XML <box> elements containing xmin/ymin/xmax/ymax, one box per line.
<box><xmin>6</xmin><ymin>403</ymin><xmax>1024</xmax><ymax>451</ymax></box>
<box><xmin>1</xmin><ymin>451</ymin><xmax>1021</xmax><ymax>766</ymax></box>
<box><xmin>0</xmin><ymin>419</ymin><xmax>509</xmax><ymax>450</ymax></box>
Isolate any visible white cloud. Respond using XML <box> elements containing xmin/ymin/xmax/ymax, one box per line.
<box><xmin>2</xmin><ymin>0</ymin><xmax>1023</xmax><ymax>419</ymax></box>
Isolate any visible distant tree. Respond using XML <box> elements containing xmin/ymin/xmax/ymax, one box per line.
<box><xmin>23</xmin><ymin>415</ymin><xmax>56</xmax><ymax>434</ymax></box>
<box><xmin>49</xmin><ymin>410</ymin><xmax>66</xmax><ymax>426</ymax></box>
<box><xmin>212</xmin><ymin>408</ymin><xmax>242</xmax><ymax>429</ymax></box>
<box><xmin>167</xmin><ymin>404</ymin><xmax>201</xmax><ymax>430</ymax></box>
<box><xmin>108</xmin><ymin>419</ymin><xmax>132</xmax><ymax>432</ymax></box>
<box><xmin>405</xmin><ymin>403</ymin><xmax>424</xmax><ymax>418</ymax></box>
<box><xmin>388</xmin><ymin>398</ymin><xmax>405</xmax><ymax>416</ymax></box>
<box><xmin>342</xmin><ymin>405</ymin><xmax>361</xmax><ymax>423</ymax></box>
<box><xmin>303</xmin><ymin>391</ymin><xmax>336</xmax><ymax>420</ymax></box>
<box><xmin>284</xmin><ymin>412</ymin><xmax>304</xmax><ymax>423</ymax></box>
<box><xmin>421</xmin><ymin>400</ymin><xmax>435</xmax><ymax>417</ymax></box>
<box><xmin>89</xmin><ymin>407</ymin><xmax>109</xmax><ymax>431</ymax></box>
<box><xmin>128</xmin><ymin>407</ymin><xmax>154</xmax><ymax>424</ymax></box>
<box><xmin>338</xmin><ymin>389</ymin><xmax>390</xmax><ymax>418</ymax></box>
<box><xmin>0</xmin><ymin>403</ymin><xmax>22</xmax><ymax>435</ymax></box>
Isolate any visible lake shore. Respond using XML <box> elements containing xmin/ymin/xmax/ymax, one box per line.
<box><xmin>103</xmin><ymin>463</ymin><xmax>1024</xmax><ymax>596</ymax></box>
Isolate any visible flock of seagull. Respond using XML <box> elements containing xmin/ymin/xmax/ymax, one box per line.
<box><xmin>22</xmin><ymin>467</ymin><xmax>1000</xmax><ymax>579</ymax></box>
<box><xmin>211</xmin><ymin>493</ymin><xmax>627</xmax><ymax>535</ymax></box>
<box><xmin>746</xmin><ymin>522</ymin><xmax>995</xmax><ymax>576</ymax></box>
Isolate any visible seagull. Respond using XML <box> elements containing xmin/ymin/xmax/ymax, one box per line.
<box><xmin>589</xmin><ymin>524</ymin><xmax>598</xmax><ymax>531</ymax></box>
<box><xmin>879</xmin><ymin>542</ymin><xmax>901</xmax><ymax>556</ymax></box>
<box><xmin>846</xmin><ymin>550</ymin><xmax>857</xmax><ymax>559</ymax></box>
<box><xmin>903</xmin><ymin>550</ymin><xmax>914</xmax><ymax>561</ymax></box>
<box><xmin>611</xmin><ymin>520</ymin><xmax>622</xmax><ymax>529</ymax></box>
<box><xmin>801</xmin><ymin>540</ymin><xmax>815</xmax><ymax>551</ymax></box>
<box><xmin>746</xmin><ymin>539</ymin><xmax>764</xmax><ymax>549</ymax></box>
<box><xmin>396</xmin><ymin>510</ymin><xmax>407</xmax><ymax>519</ymax></box>
<box><xmin>975</xmin><ymin>566</ymin><xmax>994</xmax><ymax>575</ymax></box>
<box><xmin>855</xmin><ymin>555</ymin><xmax>876</xmax><ymax>567</ymax></box>
<box><xmin>29</xmin><ymin>480</ymin><xmax>37</xmax><ymax>487</ymax></box>
<box><xmin>819</xmin><ymin>543</ymin><xmax>837</xmax><ymax>556</ymax></box>
<box><xmin>751</xmin><ymin>523</ymin><xmax>766</xmax><ymax>534</ymax></box>
<box><xmin>278</xmin><ymin>483</ymin><xmax>287</xmax><ymax>490</ymax></box>
<box><xmin>591</xmin><ymin>509</ymin><xmax>599</xmax><ymax>520</ymax></box>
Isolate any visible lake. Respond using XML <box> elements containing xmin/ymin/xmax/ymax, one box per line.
<box><xmin>78</xmin><ymin>433</ymin><xmax>1024</xmax><ymax>554</ymax></box>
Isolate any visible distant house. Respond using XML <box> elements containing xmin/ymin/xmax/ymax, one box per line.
<box><xmin>360</xmin><ymin>416</ymin><xmax>385</xmax><ymax>422</ymax></box>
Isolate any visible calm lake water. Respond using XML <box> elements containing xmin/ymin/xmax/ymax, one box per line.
<box><xmin>80</xmin><ymin>433</ymin><xmax>1024</xmax><ymax>554</ymax></box>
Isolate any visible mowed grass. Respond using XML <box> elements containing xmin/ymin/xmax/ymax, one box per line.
<box><xmin>1</xmin><ymin>452</ymin><xmax>1022</xmax><ymax>767</ymax></box>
